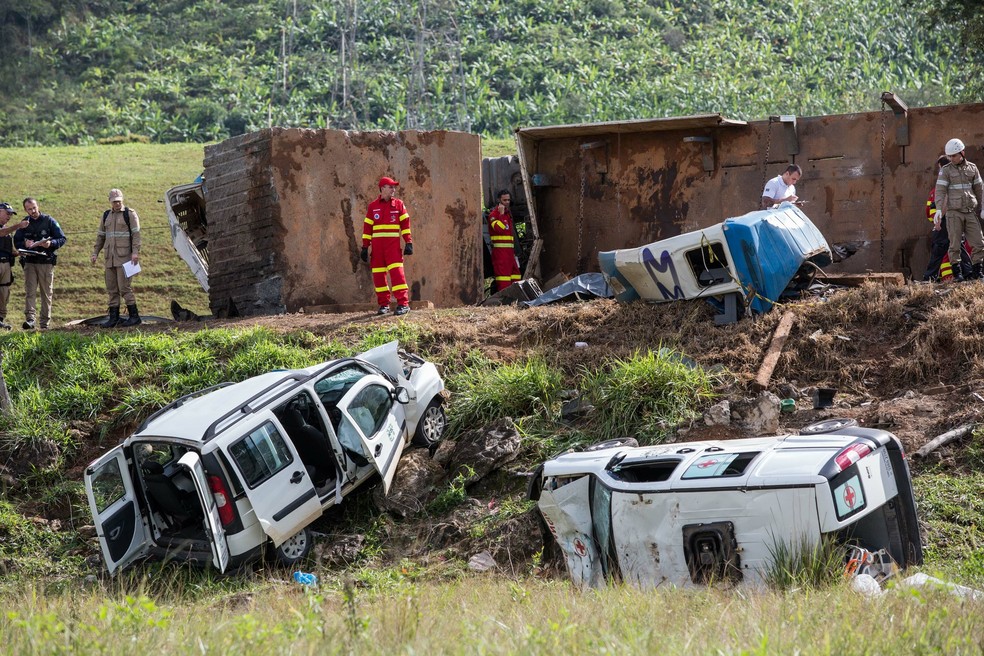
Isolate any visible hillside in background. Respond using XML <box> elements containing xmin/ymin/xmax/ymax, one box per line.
<box><xmin>0</xmin><ymin>0</ymin><xmax>970</xmax><ymax>146</ymax></box>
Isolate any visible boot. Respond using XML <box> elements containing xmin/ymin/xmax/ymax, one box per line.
<box><xmin>119</xmin><ymin>303</ymin><xmax>141</xmax><ymax>327</ymax></box>
<box><xmin>974</xmin><ymin>263</ymin><xmax>984</xmax><ymax>281</ymax></box>
<box><xmin>953</xmin><ymin>267</ymin><xmax>965</xmax><ymax>283</ymax></box>
<box><xmin>101</xmin><ymin>306</ymin><xmax>120</xmax><ymax>328</ymax></box>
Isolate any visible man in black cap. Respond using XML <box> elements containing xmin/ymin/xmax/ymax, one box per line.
<box><xmin>0</xmin><ymin>202</ymin><xmax>28</xmax><ymax>330</ymax></box>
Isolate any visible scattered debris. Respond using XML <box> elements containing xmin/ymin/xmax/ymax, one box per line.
<box><xmin>731</xmin><ymin>391</ymin><xmax>780</xmax><ymax>435</ymax></box>
<box><xmin>448</xmin><ymin>418</ymin><xmax>522</xmax><ymax>485</ymax></box>
<box><xmin>522</xmin><ymin>273</ymin><xmax>612</xmax><ymax>308</ymax></box>
<box><xmin>813</xmin><ymin>388</ymin><xmax>837</xmax><ymax>409</ymax></box>
<box><xmin>703</xmin><ymin>400</ymin><xmax>731</xmax><ymax>426</ymax></box>
<box><xmin>914</xmin><ymin>423</ymin><xmax>975</xmax><ymax>459</ymax></box>
<box><xmin>468</xmin><ymin>551</ymin><xmax>496</xmax><ymax>572</ymax></box>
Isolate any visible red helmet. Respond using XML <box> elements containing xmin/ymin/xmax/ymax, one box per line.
<box><xmin>378</xmin><ymin>176</ymin><xmax>400</xmax><ymax>188</ymax></box>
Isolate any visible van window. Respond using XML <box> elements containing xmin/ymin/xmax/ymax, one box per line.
<box><xmin>833</xmin><ymin>473</ymin><xmax>867</xmax><ymax>520</ymax></box>
<box><xmin>314</xmin><ymin>364</ymin><xmax>369</xmax><ymax>408</ymax></box>
<box><xmin>229</xmin><ymin>422</ymin><xmax>293</xmax><ymax>488</ymax></box>
<box><xmin>681</xmin><ymin>452</ymin><xmax>758</xmax><ymax>479</ymax></box>
<box><xmin>348</xmin><ymin>384</ymin><xmax>393</xmax><ymax>436</ymax></box>
<box><xmin>91</xmin><ymin>458</ymin><xmax>126</xmax><ymax>514</ymax></box>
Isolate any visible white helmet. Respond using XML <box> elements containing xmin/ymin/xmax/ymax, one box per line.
<box><xmin>945</xmin><ymin>138</ymin><xmax>966</xmax><ymax>156</ymax></box>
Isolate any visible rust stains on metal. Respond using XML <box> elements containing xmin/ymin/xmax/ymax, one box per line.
<box><xmin>517</xmin><ymin>102</ymin><xmax>984</xmax><ymax>281</ymax></box>
<box><xmin>203</xmin><ymin>128</ymin><xmax>481</xmax><ymax>315</ymax></box>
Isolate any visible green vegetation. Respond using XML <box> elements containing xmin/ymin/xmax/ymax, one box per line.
<box><xmin>579</xmin><ymin>348</ymin><xmax>715</xmax><ymax>444</ymax></box>
<box><xmin>2</xmin><ymin>577</ymin><xmax>984</xmax><ymax>654</ymax></box>
<box><xmin>765</xmin><ymin>535</ymin><xmax>844</xmax><ymax>590</ymax></box>
<box><xmin>0</xmin><ymin>0</ymin><xmax>970</xmax><ymax>146</ymax></box>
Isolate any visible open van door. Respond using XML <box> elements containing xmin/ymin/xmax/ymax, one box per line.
<box><xmin>177</xmin><ymin>452</ymin><xmax>230</xmax><ymax>573</ymax></box>
<box><xmin>84</xmin><ymin>447</ymin><xmax>149</xmax><ymax>574</ymax></box>
<box><xmin>336</xmin><ymin>375</ymin><xmax>407</xmax><ymax>493</ymax></box>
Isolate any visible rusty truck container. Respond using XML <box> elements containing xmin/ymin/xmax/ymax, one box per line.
<box><xmin>168</xmin><ymin>128</ymin><xmax>483</xmax><ymax>316</ymax></box>
<box><xmin>515</xmin><ymin>100</ymin><xmax>984</xmax><ymax>282</ymax></box>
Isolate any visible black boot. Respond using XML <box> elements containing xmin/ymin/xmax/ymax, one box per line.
<box><xmin>101</xmin><ymin>306</ymin><xmax>120</xmax><ymax>328</ymax></box>
<box><xmin>974</xmin><ymin>263</ymin><xmax>984</xmax><ymax>281</ymax></box>
<box><xmin>120</xmin><ymin>303</ymin><xmax>141</xmax><ymax>327</ymax></box>
<box><xmin>953</xmin><ymin>267</ymin><xmax>965</xmax><ymax>283</ymax></box>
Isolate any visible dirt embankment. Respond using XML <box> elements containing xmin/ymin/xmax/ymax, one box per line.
<box><xmin>6</xmin><ymin>281</ymin><xmax>983</xmax><ymax>575</ymax></box>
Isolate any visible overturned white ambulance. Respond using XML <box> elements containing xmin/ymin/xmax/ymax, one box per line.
<box><xmin>531</xmin><ymin>423</ymin><xmax>922</xmax><ymax>588</ymax></box>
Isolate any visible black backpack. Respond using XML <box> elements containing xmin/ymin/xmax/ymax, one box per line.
<box><xmin>102</xmin><ymin>208</ymin><xmax>133</xmax><ymax>251</ymax></box>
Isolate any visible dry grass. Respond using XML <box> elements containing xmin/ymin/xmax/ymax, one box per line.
<box><xmin>3</xmin><ymin>577</ymin><xmax>983</xmax><ymax>654</ymax></box>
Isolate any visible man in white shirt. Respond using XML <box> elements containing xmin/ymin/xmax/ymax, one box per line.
<box><xmin>761</xmin><ymin>165</ymin><xmax>802</xmax><ymax>209</ymax></box>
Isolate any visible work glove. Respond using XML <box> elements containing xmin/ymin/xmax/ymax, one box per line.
<box><xmin>360</xmin><ymin>247</ymin><xmax>369</xmax><ymax>262</ymax></box>
<box><xmin>403</xmin><ymin>243</ymin><xmax>414</xmax><ymax>256</ymax></box>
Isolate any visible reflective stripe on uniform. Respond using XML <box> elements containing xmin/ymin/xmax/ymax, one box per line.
<box><xmin>491</xmin><ymin>235</ymin><xmax>513</xmax><ymax>242</ymax></box>
<box><xmin>387</xmin><ymin>262</ymin><xmax>404</xmax><ymax>271</ymax></box>
<box><xmin>375</xmin><ymin>285</ymin><xmax>391</xmax><ymax>293</ymax></box>
<box><xmin>391</xmin><ymin>283</ymin><xmax>408</xmax><ymax>292</ymax></box>
<box><xmin>371</xmin><ymin>266</ymin><xmax>388</xmax><ymax>273</ymax></box>
<box><xmin>493</xmin><ymin>243</ymin><xmax>514</xmax><ymax>248</ymax></box>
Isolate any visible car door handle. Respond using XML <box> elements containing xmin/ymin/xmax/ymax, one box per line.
<box><xmin>374</xmin><ymin>444</ymin><xmax>382</xmax><ymax>457</ymax></box>
<box><xmin>290</xmin><ymin>470</ymin><xmax>304</xmax><ymax>484</ymax></box>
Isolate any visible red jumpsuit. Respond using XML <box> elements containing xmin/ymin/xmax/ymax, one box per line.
<box><xmin>488</xmin><ymin>206</ymin><xmax>520</xmax><ymax>291</ymax></box>
<box><xmin>363</xmin><ymin>196</ymin><xmax>412</xmax><ymax>306</ymax></box>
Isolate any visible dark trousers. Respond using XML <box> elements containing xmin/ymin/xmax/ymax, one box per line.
<box><xmin>924</xmin><ymin>222</ymin><xmax>972</xmax><ymax>280</ymax></box>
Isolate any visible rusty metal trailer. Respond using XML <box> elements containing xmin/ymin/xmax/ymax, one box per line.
<box><xmin>515</xmin><ymin>98</ymin><xmax>984</xmax><ymax>283</ymax></box>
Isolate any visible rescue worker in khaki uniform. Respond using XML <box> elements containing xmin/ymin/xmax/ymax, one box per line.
<box><xmin>360</xmin><ymin>176</ymin><xmax>413</xmax><ymax>316</ymax></box>
<box><xmin>936</xmin><ymin>138</ymin><xmax>984</xmax><ymax>281</ymax></box>
<box><xmin>91</xmin><ymin>188</ymin><xmax>142</xmax><ymax>326</ymax></box>
<box><xmin>0</xmin><ymin>202</ymin><xmax>29</xmax><ymax>329</ymax></box>
<box><xmin>15</xmin><ymin>197</ymin><xmax>67</xmax><ymax>330</ymax></box>
<box><xmin>487</xmin><ymin>189</ymin><xmax>521</xmax><ymax>291</ymax></box>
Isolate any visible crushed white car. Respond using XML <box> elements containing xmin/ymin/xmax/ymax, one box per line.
<box><xmin>531</xmin><ymin>422</ymin><xmax>922</xmax><ymax>588</ymax></box>
<box><xmin>85</xmin><ymin>341</ymin><xmax>446</xmax><ymax>574</ymax></box>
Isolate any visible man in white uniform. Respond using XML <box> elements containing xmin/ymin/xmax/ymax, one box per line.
<box><xmin>761</xmin><ymin>165</ymin><xmax>802</xmax><ymax>209</ymax></box>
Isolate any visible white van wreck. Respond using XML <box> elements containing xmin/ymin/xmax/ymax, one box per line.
<box><xmin>531</xmin><ymin>423</ymin><xmax>922</xmax><ymax>588</ymax></box>
<box><xmin>84</xmin><ymin>342</ymin><xmax>446</xmax><ymax>574</ymax></box>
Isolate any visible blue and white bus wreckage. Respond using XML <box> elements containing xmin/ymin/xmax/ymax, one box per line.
<box><xmin>599</xmin><ymin>203</ymin><xmax>832</xmax><ymax>319</ymax></box>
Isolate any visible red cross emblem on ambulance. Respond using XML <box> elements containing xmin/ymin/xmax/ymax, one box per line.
<box><xmin>573</xmin><ymin>537</ymin><xmax>588</xmax><ymax>557</ymax></box>
<box><xmin>697</xmin><ymin>459</ymin><xmax>719</xmax><ymax>469</ymax></box>
<box><xmin>843</xmin><ymin>484</ymin><xmax>857</xmax><ymax>508</ymax></box>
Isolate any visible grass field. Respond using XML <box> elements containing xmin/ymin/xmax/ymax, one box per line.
<box><xmin>1</xmin><ymin>576</ymin><xmax>982</xmax><ymax>655</ymax></box>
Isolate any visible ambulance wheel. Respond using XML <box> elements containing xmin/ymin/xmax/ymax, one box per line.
<box><xmin>799</xmin><ymin>417</ymin><xmax>858</xmax><ymax>435</ymax></box>
<box><xmin>271</xmin><ymin>527</ymin><xmax>312</xmax><ymax>566</ymax></box>
<box><xmin>413</xmin><ymin>398</ymin><xmax>447</xmax><ymax>447</ymax></box>
<box><xmin>584</xmin><ymin>437</ymin><xmax>639</xmax><ymax>452</ymax></box>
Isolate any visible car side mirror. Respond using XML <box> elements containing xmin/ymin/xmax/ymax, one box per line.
<box><xmin>393</xmin><ymin>386</ymin><xmax>411</xmax><ymax>404</ymax></box>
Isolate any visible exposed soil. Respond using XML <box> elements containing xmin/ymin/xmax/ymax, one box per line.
<box><xmin>5</xmin><ymin>280</ymin><xmax>983</xmax><ymax>576</ymax></box>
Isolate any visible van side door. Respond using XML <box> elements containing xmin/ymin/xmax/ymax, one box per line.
<box><xmin>225</xmin><ymin>420</ymin><xmax>322</xmax><ymax>546</ymax></box>
<box><xmin>176</xmin><ymin>452</ymin><xmax>230</xmax><ymax>573</ymax></box>
<box><xmin>84</xmin><ymin>446</ymin><xmax>149</xmax><ymax>574</ymax></box>
<box><xmin>336</xmin><ymin>375</ymin><xmax>407</xmax><ymax>493</ymax></box>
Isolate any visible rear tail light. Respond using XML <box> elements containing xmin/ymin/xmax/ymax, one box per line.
<box><xmin>208</xmin><ymin>475</ymin><xmax>235</xmax><ymax>526</ymax></box>
<box><xmin>834</xmin><ymin>443</ymin><xmax>872</xmax><ymax>473</ymax></box>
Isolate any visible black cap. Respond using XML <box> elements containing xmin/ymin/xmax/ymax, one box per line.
<box><xmin>0</xmin><ymin>202</ymin><xmax>16</xmax><ymax>215</ymax></box>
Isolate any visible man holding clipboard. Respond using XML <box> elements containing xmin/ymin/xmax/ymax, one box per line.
<box><xmin>91</xmin><ymin>188</ymin><xmax>142</xmax><ymax>327</ymax></box>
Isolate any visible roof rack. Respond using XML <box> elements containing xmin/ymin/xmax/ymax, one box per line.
<box><xmin>201</xmin><ymin>357</ymin><xmax>389</xmax><ymax>442</ymax></box>
<box><xmin>138</xmin><ymin>382</ymin><xmax>234</xmax><ymax>433</ymax></box>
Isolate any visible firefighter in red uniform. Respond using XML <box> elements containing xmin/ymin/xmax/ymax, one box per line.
<box><xmin>487</xmin><ymin>189</ymin><xmax>521</xmax><ymax>292</ymax></box>
<box><xmin>360</xmin><ymin>177</ymin><xmax>413</xmax><ymax>316</ymax></box>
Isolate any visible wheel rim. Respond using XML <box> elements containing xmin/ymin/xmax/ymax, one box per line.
<box><xmin>421</xmin><ymin>405</ymin><xmax>446</xmax><ymax>443</ymax></box>
<box><xmin>280</xmin><ymin>531</ymin><xmax>308</xmax><ymax>560</ymax></box>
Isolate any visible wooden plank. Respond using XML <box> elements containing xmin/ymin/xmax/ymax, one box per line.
<box><xmin>817</xmin><ymin>272</ymin><xmax>906</xmax><ymax>287</ymax></box>
<box><xmin>750</xmin><ymin>310</ymin><xmax>797</xmax><ymax>392</ymax></box>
